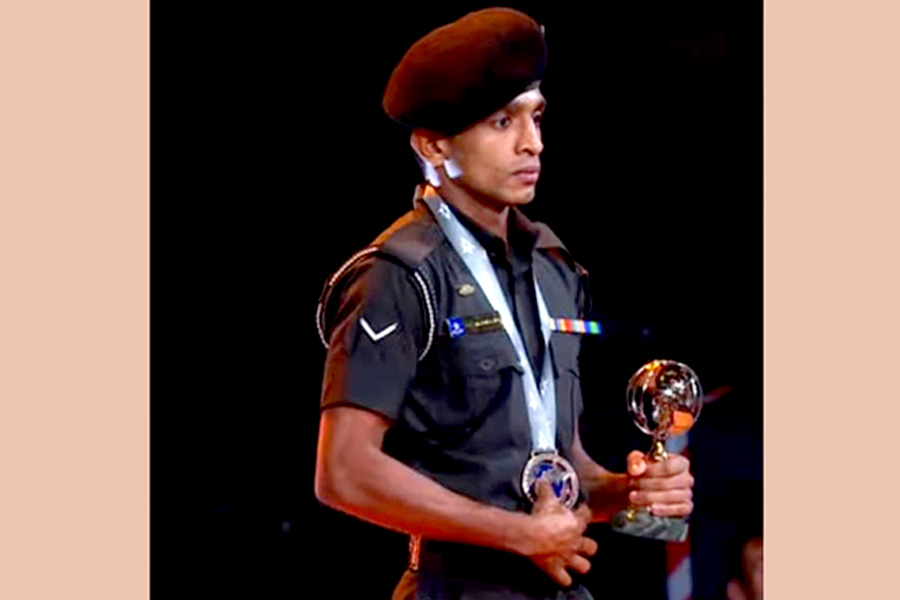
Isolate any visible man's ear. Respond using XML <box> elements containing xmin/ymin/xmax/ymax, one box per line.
<box><xmin>410</xmin><ymin>129</ymin><xmax>445</xmax><ymax>187</ymax></box>
<box><xmin>410</xmin><ymin>129</ymin><xmax>450</xmax><ymax>166</ymax></box>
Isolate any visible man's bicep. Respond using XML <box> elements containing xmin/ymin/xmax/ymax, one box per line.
<box><xmin>315</xmin><ymin>405</ymin><xmax>392</xmax><ymax>504</ymax></box>
<box><xmin>318</xmin><ymin>405</ymin><xmax>392</xmax><ymax>458</ymax></box>
<box><xmin>319</xmin><ymin>257</ymin><xmax>423</xmax><ymax>420</ymax></box>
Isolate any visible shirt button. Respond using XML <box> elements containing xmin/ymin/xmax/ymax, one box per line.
<box><xmin>479</xmin><ymin>359</ymin><xmax>495</xmax><ymax>371</ymax></box>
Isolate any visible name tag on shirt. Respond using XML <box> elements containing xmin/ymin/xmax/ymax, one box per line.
<box><xmin>446</xmin><ymin>312</ymin><xmax>504</xmax><ymax>339</ymax></box>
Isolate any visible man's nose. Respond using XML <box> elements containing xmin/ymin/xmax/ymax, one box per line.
<box><xmin>518</xmin><ymin>120</ymin><xmax>543</xmax><ymax>155</ymax></box>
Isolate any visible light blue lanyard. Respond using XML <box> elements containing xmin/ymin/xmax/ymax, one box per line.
<box><xmin>423</xmin><ymin>195</ymin><xmax>557</xmax><ymax>452</ymax></box>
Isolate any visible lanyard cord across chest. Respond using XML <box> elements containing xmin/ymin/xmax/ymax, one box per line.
<box><xmin>422</xmin><ymin>195</ymin><xmax>558</xmax><ymax>453</ymax></box>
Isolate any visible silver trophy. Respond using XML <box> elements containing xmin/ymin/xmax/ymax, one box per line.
<box><xmin>610</xmin><ymin>359</ymin><xmax>702</xmax><ymax>542</ymax></box>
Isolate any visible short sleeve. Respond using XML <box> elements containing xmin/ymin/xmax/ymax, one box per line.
<box><xmin>319</xmin><ymin>256</ymin><xmax>424</xmax><ymax>421</ymax></box>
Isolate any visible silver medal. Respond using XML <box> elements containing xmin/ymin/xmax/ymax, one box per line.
<box><xmin>521</xmin><ymin>452</ymin><xmax>580</xmax><ymax>509</ymax></box>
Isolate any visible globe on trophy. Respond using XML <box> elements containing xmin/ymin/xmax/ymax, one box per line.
<box><xmin>610</xmin><ymin>359</ymin><xmax>703</xmax><ymax>542</ymax></box>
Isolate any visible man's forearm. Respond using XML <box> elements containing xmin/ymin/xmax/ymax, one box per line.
<box><xmin>569</xmin><ymin>431</ymin><xmax>630</xmax><ymax>523</ymax></box>
<box><xmin>574</xmin><ymin>458</ymin><xmax>630</xmax><ymax>523</ymax></box>
<box><xmin>570</xmin><ymin>430</ymin><xmax>694</xmax><ymax>521</ymax></box>
<box><xmin>315</xmin><ymin>408</ymin><xmax>534</xmax><ymax>556</ymax></box>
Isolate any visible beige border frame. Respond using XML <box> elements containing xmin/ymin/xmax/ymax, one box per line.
<box><xmin>0</xmin><ymin>2</ymin><xmax>149</xmax><ymax>598</ymax></box>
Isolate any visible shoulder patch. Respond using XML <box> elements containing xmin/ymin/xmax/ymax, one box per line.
<box><xmin>359</xmin><ymin>317</ymin><xmax>400</xmax><ymax>343</ymax></box>
<box><xmin>316</xmin><ymin>247</ymin><xmax>437</xmax><ymax>362</ymax></box>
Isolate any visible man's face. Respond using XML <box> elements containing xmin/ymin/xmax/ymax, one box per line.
<box><xmin>441</xmin><ymin>88</ymin><xmax>546</xmax><ymax>208</ymax></box>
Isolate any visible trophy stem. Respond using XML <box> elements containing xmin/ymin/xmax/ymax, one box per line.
<box><xmin>648</xmin><ymin>438</ymin><xmax>668</xmax><ymax>462</ymax></box>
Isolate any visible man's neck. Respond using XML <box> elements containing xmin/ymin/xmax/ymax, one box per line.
<box><xmin>430</xmin><ymin>184</ymin><xmax>510</xmax><ymax>243</ymax></box>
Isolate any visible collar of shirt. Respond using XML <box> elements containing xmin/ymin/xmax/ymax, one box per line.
<box><xmin>446</xmin><ymin>202</ymin><xmax>536</xmax><ymax>273</ymax></box>
<box><xmin>412</xmin><ymin>184</ymin><xmax>566</xmax><ymax>274</ymax></box>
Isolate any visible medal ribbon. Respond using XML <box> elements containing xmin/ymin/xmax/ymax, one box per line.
<box><xmin>423</xmin><ymin>196</ymin><xmax>557</xmax><ymax>452</ymax></box>
<box><xmin>549</xmin><ymin>318</ymin><xmax>602</xmax><ymax>335</ymax></box>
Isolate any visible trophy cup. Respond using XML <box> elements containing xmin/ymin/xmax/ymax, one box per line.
<box><xmin>610</xmin><ymin>359</ymin><xmax>702</xmax><ymax>542</ymax></box>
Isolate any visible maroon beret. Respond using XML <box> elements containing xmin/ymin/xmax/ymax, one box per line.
<box><xmin>382</xmin><ymin>8</ymin><xmax>547</xmax><ymax>135</ymax></box>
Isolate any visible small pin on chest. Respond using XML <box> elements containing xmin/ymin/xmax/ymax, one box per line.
<box><xmin>457</xmin><ymin>283</ymin><xmax>476</xmax><ymax>297</ymax></box>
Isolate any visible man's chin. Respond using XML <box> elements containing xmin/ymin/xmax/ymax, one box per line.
<box><xmin>506</xmin><ymin>190</ymin><xmax>537</xmax><ymax>206</ymax></box>
<box><xmin>453</xmin><ymin>184</ymin><xmax>536</xmax><ymax>210</ymax></box>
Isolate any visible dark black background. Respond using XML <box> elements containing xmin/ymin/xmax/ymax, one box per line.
<box><xmin>154</xmin><ymin>2</ymin><xmax>761</xmax><ymax>598</ymax></box>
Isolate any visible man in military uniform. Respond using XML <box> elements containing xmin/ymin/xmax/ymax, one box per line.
<box><xmin>314</xmin><ymin>8</ymin><xmax>694</xmax><ymax>599</ymax></box>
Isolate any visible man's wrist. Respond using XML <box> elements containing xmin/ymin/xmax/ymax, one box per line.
<box><xmin>497</xmin><ymin>510</ymin><xmax>537</xmax><ymax>557</ymax></box>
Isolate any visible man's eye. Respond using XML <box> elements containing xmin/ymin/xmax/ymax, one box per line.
<box><xmin>533</xmin><ymin>112</ymin><xmax>543</xmax><ymax>126</ymax></box>
<box><xmin>493</xmin><ymin>116</ymin><xmax>511</xmax><ymax>129</ymax></box>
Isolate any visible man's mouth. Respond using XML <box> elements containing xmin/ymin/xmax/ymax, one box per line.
<box><xmin>513</xmin><ymin>166</ymin><xmax>541</xmax><ymax>184</ymax></box>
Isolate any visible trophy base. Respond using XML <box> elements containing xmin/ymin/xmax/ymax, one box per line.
<box><xmin>610</xmin><ymin>509</ymin><xmax>689</xmax><ymax>542</ymax></box>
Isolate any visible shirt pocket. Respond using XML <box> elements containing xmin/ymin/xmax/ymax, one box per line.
<box><xmin>416</xmin><ymin>331</ymin><xmax>522</xmax><ymax>437</ymax></box>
